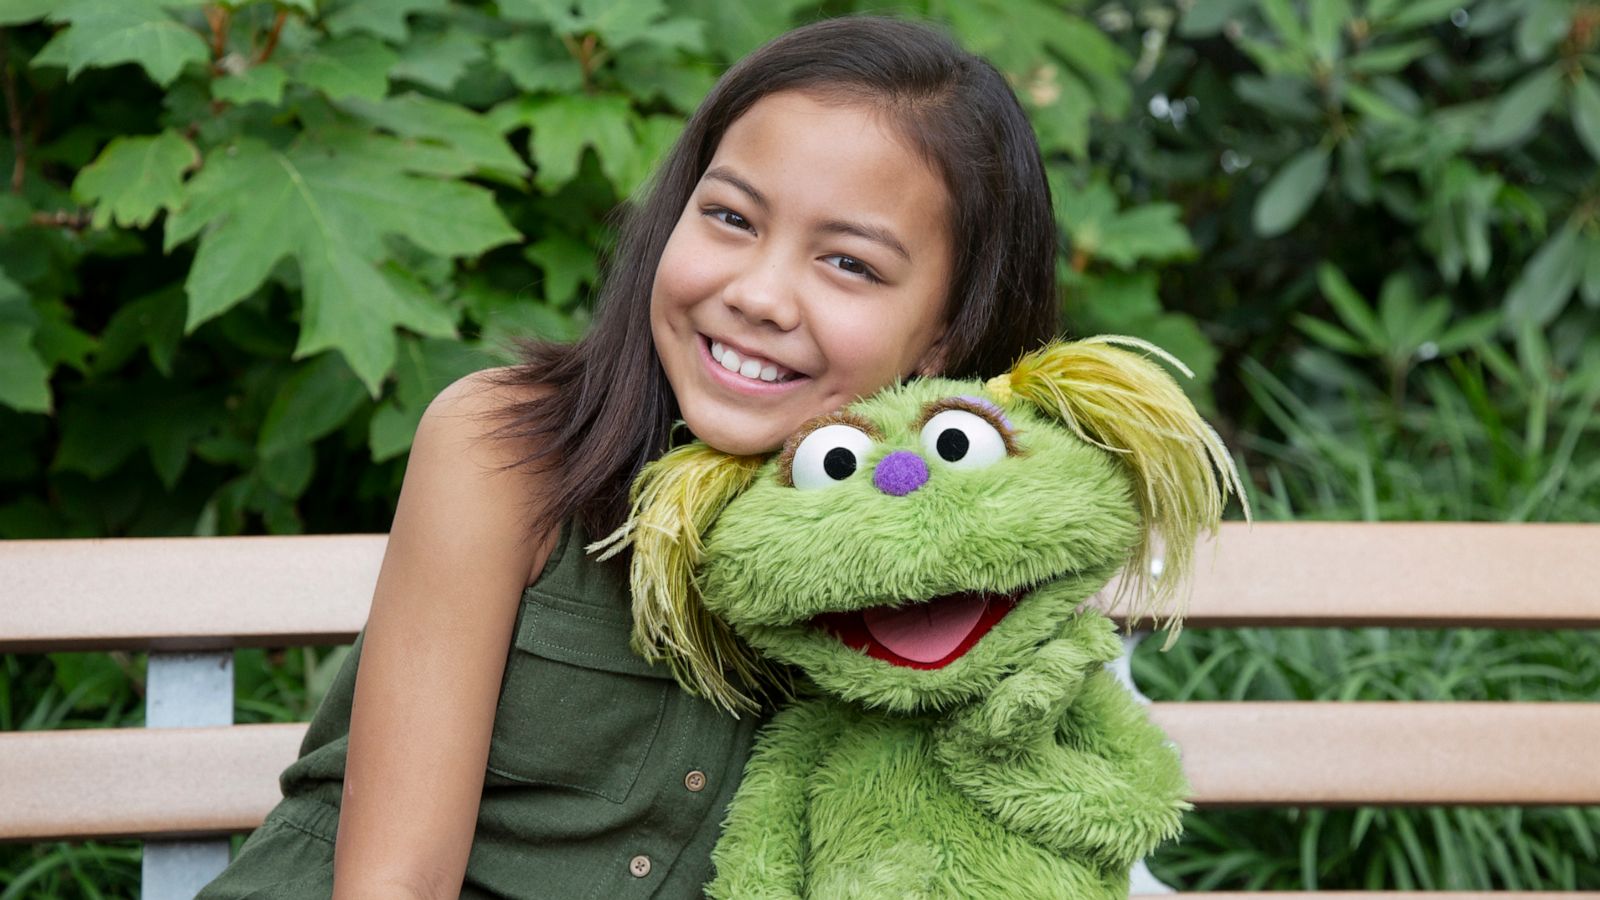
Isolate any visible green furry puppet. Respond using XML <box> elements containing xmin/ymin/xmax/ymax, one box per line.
<box><xmin>595</xmin><ymin>336</ymin><xmax>1248</xmax><ymax>899</ymax></box>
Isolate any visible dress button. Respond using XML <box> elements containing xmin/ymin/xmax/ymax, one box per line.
<box><xmin>629</xmin><ymin>854</ymin><xmax>652</xmax><ymax>878</ymax></box>
<box><xmin>684</xmin><ymin>769</ymin><xmax>707</xmax><ymax>792</ymax></box>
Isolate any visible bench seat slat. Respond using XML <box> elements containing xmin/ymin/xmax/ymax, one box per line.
<box><xmin>1152</xmin><ymin>883</ymin><xmax>1600</xmax><ymax>890</ymax></box>
<box><xmin>0</xmin><ymin>723</ymin><xmax>306</xmax><ymax>842</ymax></box>
<box><xmin>5</xmin><ymin>523</ymin><xmax>1598</xmax><ymax>654</ymax></box>
<box><xmin>4</xmin><ymin>703</ymin><xmax>1596</xmax><ymax>842</ymax></box>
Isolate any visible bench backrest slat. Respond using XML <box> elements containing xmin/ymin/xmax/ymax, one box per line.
<box><xmin>0</xmin><ymin>534</ymin><xmax>384</xmax><ymax>652</ymax></box>
<box><xmin>5</xmin><ymin>524</ymin><xmax>1598</xmax><ymax>654</ymax></box>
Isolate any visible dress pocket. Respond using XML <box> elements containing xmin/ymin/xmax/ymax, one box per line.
<box><xmin>484</xmin><ymin>589</ymin><xmax>673</xmax><ymax>804</ymax></box>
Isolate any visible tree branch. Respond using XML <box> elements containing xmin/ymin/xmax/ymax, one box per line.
<box><xmin>204</xmin><ymin>5</ymin><xmax>231</xmax><ymax>61</ymax></box>
<box><xmin>1</xmin><ymin>28</ymin><xmax>26</xmax><ymax>194</ymax></box>
<box><xmin>257</xmin><ymin>9</ymin><xmax>288</xmax><ymax>65</ymax></box>
<box><xmin>29</xmin><ymin>209</ymin><xmax>91</xmax><ymax>230</ymax></box>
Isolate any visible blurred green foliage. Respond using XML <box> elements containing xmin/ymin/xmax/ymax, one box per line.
<box><xmin>1</xmin><ymin>0</ymin><xmax>1597</xmax><ymax>895</ymax></box>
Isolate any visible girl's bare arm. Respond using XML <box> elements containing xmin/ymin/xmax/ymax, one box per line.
<box><xmin>332</xmin><ymin>369</ymin><xmax>558</xmax><ymax>900</ymax></box>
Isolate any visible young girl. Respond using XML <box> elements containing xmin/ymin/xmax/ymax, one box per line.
<box><xmin>199</xmin><ymin>15</ymin><xmax>1060</xmax><ymax>899</ymax></box>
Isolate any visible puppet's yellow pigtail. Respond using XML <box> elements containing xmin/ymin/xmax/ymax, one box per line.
<box><xmin>589</xmin><ymin>444</ymin><xmax>783</xmax><ymax>715</ymax></box>
<box><xmin>995</xmin><ymin>336</ymin><xmax>1250</xmax><ymax>641</ymax></box>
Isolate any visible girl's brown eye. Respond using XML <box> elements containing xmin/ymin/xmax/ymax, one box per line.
<box><xmin>707</xmin><ymin>208</ymin><xmax>753</xmax><ymax>231</ymax></box>
<box><xmin>824</xmin><ymin>254</ymin><xmax>882</xmax><ymax>283</ymax></box>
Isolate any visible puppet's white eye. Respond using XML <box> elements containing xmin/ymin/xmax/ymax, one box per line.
<box><xmin>920</xmin><ymin>409</ymin><xmax>1007</xmax><ymax>469</ymax></box>
<box><xmin>791</xmin><ymin>424</ymin><xmax>875</xmax><ymax>490</ymax></box>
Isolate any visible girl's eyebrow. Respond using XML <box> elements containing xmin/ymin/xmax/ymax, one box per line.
<box><xmin>703</xmin><ymin>166</ymin><xmax>769</xmax><ymax>211</ymax></box>
<box><xmin>817</xmin><ymin>218</ymin><xmax>910</xmax><ymax>262</ymax></box>
<box><xmin>703</xmin><ymin>166</ymin><xmax>910</xmax><ymax>262</ymax></box>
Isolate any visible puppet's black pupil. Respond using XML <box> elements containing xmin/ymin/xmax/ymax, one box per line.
<box><xmin>823</xmin><ymin>447</ymin><xmax>857</xmax><ymax>480</ymax></box>
<box><xmin>936</xmin><ymin>428</ymin><xmax>969</xmax><ymax>462</ymax></box>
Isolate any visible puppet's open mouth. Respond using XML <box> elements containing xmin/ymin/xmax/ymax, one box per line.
<box><xmin>811</xmin><ymin>590</ymin><xmax>1021</xmax><ymax>669</ymax></box>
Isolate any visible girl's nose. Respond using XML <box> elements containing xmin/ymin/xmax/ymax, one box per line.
<box><xmin>873</xmin><ymin>451</ymin><xmax>929</xmax><ymax>496</ymax></box>
<box><xmin>723</xmin><ymin>256</ymin><xmax>800</xmax><ymax>331</ymax></box>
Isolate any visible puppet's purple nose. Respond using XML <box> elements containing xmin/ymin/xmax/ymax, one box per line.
<box><xmin>873</xmin><ymin>451</ymin><xmax>928</xmax><ymax>496</ymax></box>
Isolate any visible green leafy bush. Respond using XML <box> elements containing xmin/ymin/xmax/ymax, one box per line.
<box><xmin>2</xmin><ymin>0</ymin><xmax>1597</xmax><ymax>895</ymax></box>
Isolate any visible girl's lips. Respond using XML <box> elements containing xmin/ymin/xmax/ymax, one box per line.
<box><xmin>697</xmin><ymin>334</ymin><xmax>810</xmax><ymax>396</ymax></box>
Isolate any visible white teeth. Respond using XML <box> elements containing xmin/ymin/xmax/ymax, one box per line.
<box><xmin>709</xmin><ymin>338</ymin><xmax>791</xmax><ymax>384</ymax></box>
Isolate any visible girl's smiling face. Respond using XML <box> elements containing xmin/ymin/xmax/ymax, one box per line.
<box><xmin>650</xmin><ymin>91</ymin><xmax>954</xmax><ymax>456</ymax></box>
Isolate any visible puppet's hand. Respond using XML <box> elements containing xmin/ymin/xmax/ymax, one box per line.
<box><xmin>941</xmin><ymin>610</ymin><xmax>1123</xmax><ymax>753</ymax></box>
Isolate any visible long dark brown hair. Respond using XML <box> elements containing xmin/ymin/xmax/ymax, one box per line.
<box><xmin>485</xmin><ymin>15</ymin><xmax>1060</xmax><ymax>543</ymax></box>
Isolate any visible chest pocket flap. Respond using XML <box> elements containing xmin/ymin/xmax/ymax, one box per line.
<box><xmin>486</xmin><ymin>587</ymin><xmax>675</xmax><ymax>803</ymax></box>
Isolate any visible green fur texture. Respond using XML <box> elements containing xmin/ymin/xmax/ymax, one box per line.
<box><xmin>691</xmin><ymin>376</ymin><xmax>1193</xmax><ymax>898</ymax></box>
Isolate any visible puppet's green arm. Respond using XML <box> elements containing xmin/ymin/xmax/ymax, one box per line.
<box><xmin>706</xmin><ymin>699</ymin><xmax>837</xmax><ymax>900</ymax></box>
<box><xmin>934</xmin><ymin>665</ymin><xmax>1189</xmax><ymax>871</ymax></box>
<box><xmin>934</xmin><ymin>611</ymin><xmax>1187</xmax><ymax>869</ymax></box>
<box><xmin>940</xmin><ymin>610</ymin><xmax>1122</xmax><ymax>751</ymax></box>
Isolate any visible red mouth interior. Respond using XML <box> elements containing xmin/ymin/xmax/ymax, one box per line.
<box><xmin>811</xmin><ymin>591</ymin><xmax>1020</xmax><ymax>669</ymax></box>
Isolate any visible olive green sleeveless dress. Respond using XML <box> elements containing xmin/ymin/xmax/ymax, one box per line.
<box><xmin>198</xmin><ymin>524</ymin><xmax>762</xmax><ymax>899</ymax></box>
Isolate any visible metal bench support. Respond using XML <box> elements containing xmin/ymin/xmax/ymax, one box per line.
<box><xmin>1113</xmin><ymin>631</ymin><xmax>1177</xmax><ymax>896</ymax></box>
<box><xmin>143</xmin><ymin>650</ymin><xmax>234</xmax><ymax>899</ymax></box>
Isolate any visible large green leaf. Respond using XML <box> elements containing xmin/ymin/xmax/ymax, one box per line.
<box><xmin>30</xmin><ymin>297</ymin><xmax>96</xmax><ymax>375</ymax></box>
<box><xmin>93</xmin><ymin>284</ymin><xmax>186</xmax><ymax>376</ymax></box>
<box><xmin>502</xmin><ymin>93</ymin><xmax>636</xmax><ymax>192</ymax></box>
<box><xmin>391</xmin><ymin>26</ymin><xmax>485</xmax><ymax>92</ymax></box>
<box><xmin>491</xmin><ymin>31</ymin><xmax>585</xmax><ymax>95</ymax></box>
<box><xmin>52</xmin><ymin>379</ymin><xmax>222</xmax><ymax>485</ymax></box>
<box><xmin>502</xmin><ymin>0</ymin><xmax>702</xmax><ymax>53</ymax></box>
<box><xmin>1571</xmin><ymin>77</ymin><xmax>1600</xmax><ymax>165</ymax></box>
<box><xmin>1513</xmin><ymin>0</ymin><xmax>1571</xmax><ymax>62</ymax></box>
<box><xmin>1093</xmin><ymin>205</ymin><xmax>1197</xmax><ymax>268</ymax></box>
<box><xmin>668</xmin><ymin>0</ymin><xmax>805</xmax><ymax>60</ymax></box>
<box><xmin>32</xmin><ymin>0</ymin><xmax>210</xmax><ymax>87</ymax></box>
<box><xmin>1347</xmin><ymin>38</ymin><xmax>1435</xmax><ymax>76</ymax></box>
<box><xmin>258</xmin><ymin>351</ymin><xmax>368</xmax><ymax>457</ymax></box>
<box><xmin>323</xmin><ymin>0</ymin><xmax>448</xmax><ymax>43</ymax></box>
<box><xmin>1504</xmin><ymin>225</ymin><xmax>1584</xmax><ymax>327</ymax></box>
<box><xmin>1582</xmin><ymin>234</ymin><xmax>1600</xmax><ymax>308</ymax></box>
<box><xmin>369</xmin><ymin>335</ymin><xmax>494</xmax><ymax>461</ymax></box>
<box><xmin>290</xmin><ymin>34</ymin><xmax>397</xmax><ymax>102</ymax></box>
<box><xmin>1253</xmin><ymin>146</ymin><xmax>1331</xmax><ymax>237</ymax></box>
<box><xmin>1308</xmin><ymin>0</ymin><xmax>1351</xmax><ymax>65</ymax></box>
<box><xmin>340</xmin><ymin>93</ymin><xmax>528</xmax><ymax>179</ymax></box>
<box><xmin>1315</xmin><ymin>263</ymin><xmax>1383</xmax><ymax>349</ymax></box>
<box><xmin>0</xmin><ymin>297</ymin><xmax>51</xmax><ymax>411</ymax></box>
<box><xmin>212</xmin><ymin>62</ymin><xmax>289</xmax><ymax>106</ymax></box>
<box><xmin>612</xmin><ymin>47</ymin><xmax>715</xmax><ymax>114</ymax></box>
<box><xmin>71</xmin><ymin>130</ymin><xmax>198</xmax><ymax>229</ymax></box>
<box><xmin>0</xmin><ymin>0</ymin><xmax>56</xmax><ymax>25</ymax></box>
<box><xmin>1473</xmin><ymin>65</ymin><xmax>1562</xmax><ymax>151</ymax></box>
<box><xmin>165</xmin><ymin>138</ymin><xmax>518</xmax><ymax>392</ymax></box>
<box><xmin>526</xmin><ymin>231</ymin><xmax>598</xmax><ymax>306</ymax></box>
<box><xmin>1179</xmin><ymin>0</ymin><xmax>1253</xmax><ymax>37</ymax></box>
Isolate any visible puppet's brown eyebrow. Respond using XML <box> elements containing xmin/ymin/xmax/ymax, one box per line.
<box><xmin>776</xmin><ymin>411</ymin><xmax>882</xmax><ymax>486</ymax></box>
<box><xmin>916</xmin><ymin>397</ymin><xmax>1022</xmax><ymax>456</ymax></box>
<box><xmin>702</xmin><ymin>166</ymin><xmax>769</xmax><ymax>212</ymax></box>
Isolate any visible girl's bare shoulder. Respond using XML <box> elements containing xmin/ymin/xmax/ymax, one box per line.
<box><xmin>401</xmin><ymin>365</ymin><xmax>559</xmax><ymax>587</ymax></box>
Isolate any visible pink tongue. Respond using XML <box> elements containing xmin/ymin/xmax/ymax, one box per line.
<box><xmin>862</xmin><ymin>594</ymin><xmax>989</xmax><ymax>663</ymax></box>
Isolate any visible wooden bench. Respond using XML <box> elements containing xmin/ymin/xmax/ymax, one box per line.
<box><xmin>3</xmin><ymin>522</ymin><xmax>1598</xmax><ymax>898</ymax></box>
